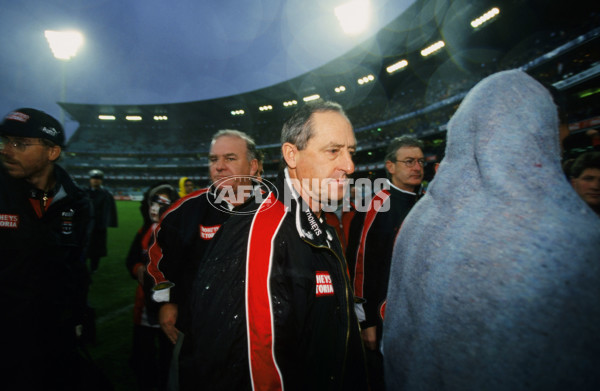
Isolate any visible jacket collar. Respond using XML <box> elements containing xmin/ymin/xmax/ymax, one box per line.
<box><xmin>278</xmin><ymin>168</ymin><xmax>335</xmax><ymax>248</ymax></box>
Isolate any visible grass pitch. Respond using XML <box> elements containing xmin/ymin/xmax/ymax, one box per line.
<box><xmin>87</xmin><ymin>200</ymin><xmax>144</xmax><ymax>391</ymax></box>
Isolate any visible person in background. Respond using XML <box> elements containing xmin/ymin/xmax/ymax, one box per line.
<box><xmin>178</xmin><ymin>177</ymin><xmax>194</xmax><ymax>198</ymax></box>
<box><xmin>569</xmin><ymin>151</ymin><xmax>600</xmax><ymax>216</ymax></box>
<box><xmin>126</xmin><ymin>183</ymin><xmax>179</xmax><ymax>391</ymax></box>
<box><xmin>0</xmin><ymin>108</ymin><xmax>93</xmax><ymax>390</ymax></box>
<box><xmin>86</xmin><ymin>168</ymin><xmax>118</xmax><ymax>273</ymax></box>
<box><xmin>147</xmin><ymin>129</ymin><xmax>260</xmax><ymax>389</ymax></box>
<box><xmin>347</xmin><ymin>135</ymin><xmax>425</xmax><ymax>391</ymax></box>
<box><xmin>187</xmin><ymin>100</ymin><xmax>367</xmax><ymax>390</ymax></box>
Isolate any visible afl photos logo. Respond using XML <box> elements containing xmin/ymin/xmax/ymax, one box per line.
<box><xmin>209</xmin><ymin>175</ymin><xmax>278</xmax><ymax>215</ymax></box>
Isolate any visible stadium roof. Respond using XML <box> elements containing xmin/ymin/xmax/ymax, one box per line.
<box><xmin>61</xmin><ymin>0</ymin><xmax>598</xmax><ymax>137</ymax></box>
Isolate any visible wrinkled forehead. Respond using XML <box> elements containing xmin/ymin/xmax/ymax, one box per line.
<box><xmin>308</xmin><ymin>112</ymin><xmax>355</xmax><ymax>145</ymax></box>
<box><xmin>209</xmin><ymin>135</ymin><xmax>248</xmax><ymax>157</ymax></box>
<box><xmin>395</xmin><ymin>146</ymin><xmax>424</xmax><ymax>159</ymax></box>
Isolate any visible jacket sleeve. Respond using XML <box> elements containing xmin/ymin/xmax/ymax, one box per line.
<box><xmin>146</xmin><ymin>209</ymin><xmax>184</xmax><ymax>303</ymax></box>
<box><xmin>360</xmin><ymin>205</ymin><xmax>395</xmax><ymax>328</ymax></box>
<box><xmin>353</xmin><ymin>193</ymin><xmax>392</xmax><ymax>329</ymax></box>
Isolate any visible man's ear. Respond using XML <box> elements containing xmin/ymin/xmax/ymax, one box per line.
<box><xmin>48</xmin><ymin>145</ymin><xmax>61</xmax><ymax>162</ymax></box>
<box><xmin>385</xmin><ymin>160</ymin><xmax>395</xmax><ymax>176</ymax></box>
<box><xmin>249</xmin><ymin>158</ymin><xmax>258</xmax><ymax>176</ymax></box>
<box><xmin>282</xmin><ymin>142</ymin><xmax>298</xmax><ymax>169</ymax></box>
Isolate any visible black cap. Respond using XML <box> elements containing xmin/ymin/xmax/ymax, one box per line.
<box><xmin>89</xmin><ymin>169</ymin><xmax>104</xmax><ymax>179</ymax></box>
<box><xmin>0</xmin><ymin>108</ymin><xmax>65</xmax><ymax>147</ymax></box>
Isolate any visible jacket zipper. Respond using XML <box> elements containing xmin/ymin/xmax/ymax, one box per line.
<box><xmin>302</xmin><ymin>237</ymin><xmax>352</xmax><ymax>387</ymax></box>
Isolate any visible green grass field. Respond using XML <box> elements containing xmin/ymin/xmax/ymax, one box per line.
<box><xmin>87</xmin><ymin>200</ymin><xmax>144</xmax><ymax>391</ymax></box>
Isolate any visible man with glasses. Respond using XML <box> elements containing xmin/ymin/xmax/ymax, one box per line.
<box><xmin>0</xmin><ymin>108</ymin><xmax>93</xmax><ymax>389</ymax></box>
<box><xmin>346</xmin><ymin>135</ymin><xmax>425</xmax><ymax>391</ymax></box>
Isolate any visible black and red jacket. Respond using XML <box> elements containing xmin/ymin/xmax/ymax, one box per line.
<box><xmin>186</xmin><ymin>170</ymin><xmax>367</xmax><ymax>391</ymax></box>
<box><xmin>147</xmin><ymin>187</ymin><xmax>232</xmax><ymax>333</ymax></box>
<box><xmin>347</xmin><ymin>180</ymin><xmax>420</xmax><ymax>335</ymax></box>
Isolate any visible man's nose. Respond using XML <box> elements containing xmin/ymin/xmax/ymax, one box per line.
<box><xmin>340</xmin><ymin>150</ymin><xmax>354</xmax><ymax>174</ymax></box>
<box><xmin>214</xmin><ymin>158</ymin><xmax>226</xmax><ymax>171</ymax></box>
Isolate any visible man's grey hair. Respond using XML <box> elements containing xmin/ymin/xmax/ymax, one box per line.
<box><xmin>280</xmin><ymin>100</ymin><xmax>350</xmax><ymax>151</ymax></box>
<box><xmin>384</xmin><ymin>135</ymin><xmax>424</xmax><ymax>163</ymax></box>
<box><xmin>211</xmin><ymin>129</ymin><xmax>259</xmax><ymax>163</ymax></box>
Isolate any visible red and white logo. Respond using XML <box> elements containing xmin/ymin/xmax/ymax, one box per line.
<box><xmin>0</xmin><ymin>214</ymin><xmax>19</xmax><ymax>229</ymax></box>
<box><xmin>315</xmin><ymin>271</ymin><xmax>334</xmax><ymax>297</ymax></box>
<box><xmin>6</xmin><ymin>111</ymin><xmax>29</xmax><ymax>123</ymax></box>
<box><xmin>199</xmin><ymin>224</ymin><xmax>220</xmax><ymax>240</ymax></box>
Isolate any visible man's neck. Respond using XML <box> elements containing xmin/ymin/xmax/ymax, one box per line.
<box><xmin>285</xmin><ymin>169</ymin><xmax>322</xmax><ymax>218</ymax></box>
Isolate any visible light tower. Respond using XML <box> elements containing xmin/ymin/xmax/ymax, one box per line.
<box><xmin>44</xmin><ymin>30</ymin><xmax>84</xmax><ymax>125</ymax></box>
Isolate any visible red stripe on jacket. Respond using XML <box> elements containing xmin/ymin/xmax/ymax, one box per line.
<box><xmin>245</xmin><ymin>192</ymin><xmax>286</xmax><ymax>391</ymax></box>
<box><xmin>353</xmin><ymin>190</ymin><xmax>390</xmax><ymax>298</ymax></box>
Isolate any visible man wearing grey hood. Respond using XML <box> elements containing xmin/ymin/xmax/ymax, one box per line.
<box><xmin>383</xmin><ymin>70</ymin><xmax>600</xmax><ymax>390</ymax></box>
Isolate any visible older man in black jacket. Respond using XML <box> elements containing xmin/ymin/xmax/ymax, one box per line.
<box><xmin>188</xmin><ymin>100</ymin><xmax>367</xmax><ymax>391</ymax></box>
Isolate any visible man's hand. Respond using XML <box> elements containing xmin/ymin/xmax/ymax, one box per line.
<box><xmin>361</xmin><ymin>325</ymin><xmax>377</xmax><ymax>351</ymax></box>
<box><xmin>159</xmin><ymin>303</ymin><xmax>180</xmax><ymax>344</ymax></box>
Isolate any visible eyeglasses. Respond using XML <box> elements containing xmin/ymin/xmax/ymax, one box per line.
<box><xmin>394</xmin><ymin>158</ymin><xmax>427</xmax><ymax>167</ymax></box>
<box><xmin>0</xmin><ymin>137</ymin><xmax>46</xmax><ymax>152</ymax></box>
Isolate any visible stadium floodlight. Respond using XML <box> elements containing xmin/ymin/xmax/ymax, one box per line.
<box><xmin>283</xmin><ymin>100</ymin><xmax>298</xmax><ymax>107</ymax></box>
<box><xmin>126</xmin><ymin>115</ymin><xmax>142</xmax><ymax>121</ymax></box>
<box><xmin>231</xmin><ymin>109</ymin><xmax>245</xmax><ymax>116</ymax></box>
<box><xmin>335</xmin><ymin>0</ymin><xmax>371</xmax><ymax>35</ymax></box>
<box><xmin>471</xmin><ymin>7</ymin><xmax>500</xmax><ymax>28</ymax></box>
<box><xmin>334</xmin><ymin>86</ymin><xmax>346</xmax><ymax>93</ymax></box>
<box><xmin>259</xmin><ymin>105</ymin><xmax>273</xmax><ymax>112</ymax></box>
<box><xmin>98</xmin><ymin>115</ymin><xmax>116</xmax><ymax>120</ymax></box>
<box><xmin>303</xmin><ymin>94</ymin><xmax>321</xmax><ymax>102</ymax></box>
<box><xmin>420</xmin><ymin>40</ymin><xmax>445</xmax><ymax>57</ymax></box>
<box><xmin>44</xmin><ymin>30</ymin><xmax>84</xmax><ymax>61</ymax></box>
<box><xmin>45</xmin><ymin>30</ymin><xmax>84</xmax><ymax>125</ymax></box>
<box><xmin>357</xmin><ymin>74</ymin><xmax>375</xmax><ymax>85</ymax></box>
<box><xmin>386</xmin><ymin>59</ymin><xmax>408</xmax><ymax>74</ymax></box>
<box><xmin>153</xmin><ymin>115</ymin><xmax>168</xmax><ymax>121</ymax></box>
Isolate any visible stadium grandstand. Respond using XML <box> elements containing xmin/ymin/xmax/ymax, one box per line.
<box><xmin>60</xmin><ymin>0</ymin><xmax>600</xmax><ymax>198</ymax></box>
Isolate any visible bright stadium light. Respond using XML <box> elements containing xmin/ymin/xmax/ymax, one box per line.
<box><xmin>420</xmin><ymin>40</ymin><xmax>445</xmax><ymax>57</ymax></box>
<box><xmin>126</xmin><ymin>115</ymin><xmax>142</xmax><ymax>121</ymax></box>
<box><xmin>357</xmin><ymin>74</ymin><xmax>375</xmax><ymax>85</ymax></box>
<box><xmin>283</xmin><ymin>100</ymin><xmax>298</xmax><ymax>107</ymax></box>
<box><xmin>471</xmin><ymin>7</ymin><xmax>500</xmax><ymax>28</ymax></box>
<box><xmin>386</xmin><ymin>59</ymin><xmax>408</xmax><ymax>74</ymax></box>
<box><xmin>98</xmin><ymin>115</ymin><xmax>116</xmax><ymax>120</ymax></box>
<box><xmin>153</xmin><ymin>115</ymin><xmax>168</xmax><ymax>121</ymax></box>
<box><xmin>44</xmin><ymin>30</ymin><xmax>84</xmax><ymax>60</ymax></box>
<box><xmin>335</xmin><ymin>0</ymin><xmax>371</xmax><ymax>35</ymax></box>
<box><xmin>334</xmin><ymin>85</ymin><xmax>346</xmax><ymax>93</ymax></box>
<box><xmin>303</xmin><ymin>94</ymin><xmax>321</xmax><ymax>102</ymax></box>
<box><xmin>45</xmin><ymin>30</ymin><xmax>84</xmax><ymax>125</ymax></box>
